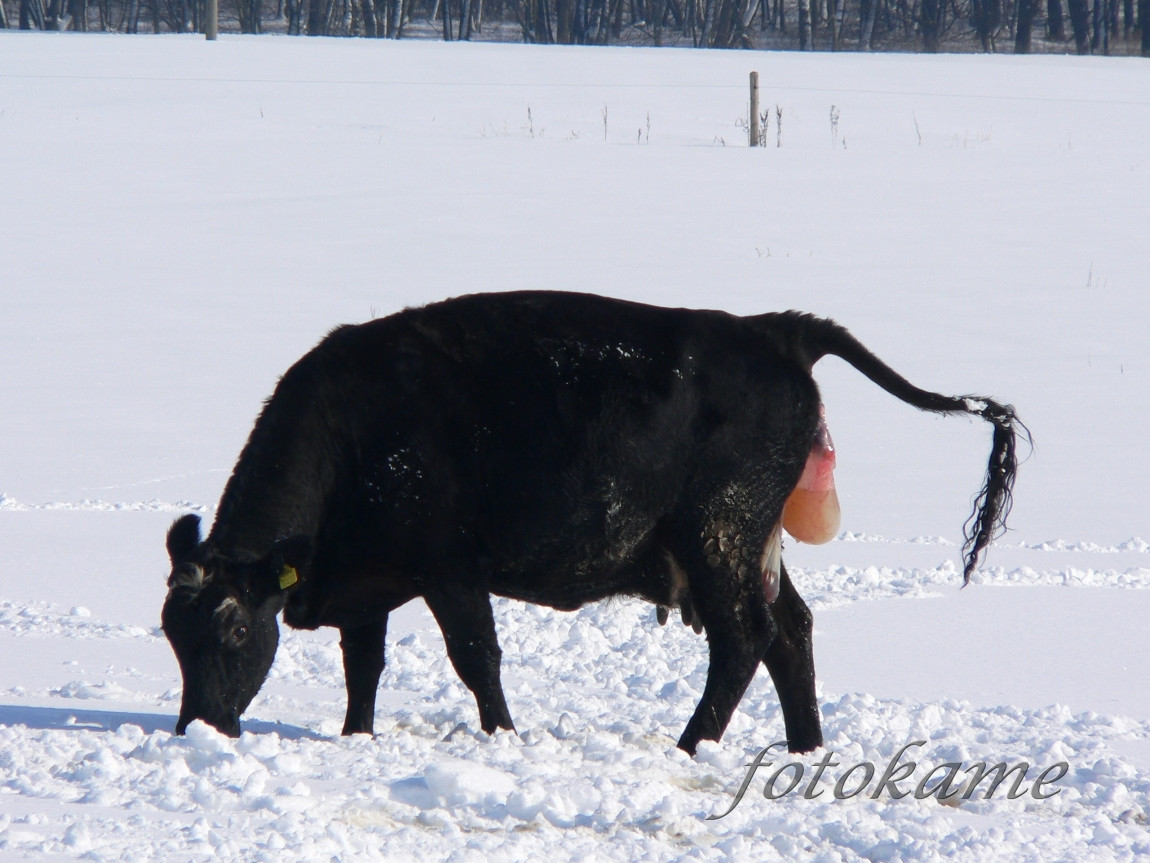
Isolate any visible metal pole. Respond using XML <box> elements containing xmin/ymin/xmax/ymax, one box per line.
<box><xmin>206</xmin><ymin>0</ymin><xmax>218</xmax><ymax>39</ymax></box>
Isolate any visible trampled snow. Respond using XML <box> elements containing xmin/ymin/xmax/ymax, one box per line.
<box><xmin>1</xmin><ymin>32</ymin><xmax>1148</xmax><ymax>860</ymax></box>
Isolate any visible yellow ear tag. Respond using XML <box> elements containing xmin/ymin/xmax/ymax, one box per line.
<box><xmin>279</xmin><ymin>564</ymin><xmax>299</xmax><ymax>590</ymax></box>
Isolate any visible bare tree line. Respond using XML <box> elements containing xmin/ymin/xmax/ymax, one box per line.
<box><xmin>4</xmin><ymin>0</ymin><xmax>1147</xmax><ymax>54</ymax></box>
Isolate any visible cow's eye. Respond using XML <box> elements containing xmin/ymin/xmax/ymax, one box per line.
<box><xmin>231</xmin><ymin>625</ymin><xmax>249</xmax><ymax>644</ymax></box>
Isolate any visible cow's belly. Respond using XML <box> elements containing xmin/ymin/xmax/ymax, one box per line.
<box><xmin>487</xmin><ymin>525</ymin><xmax>671</xmax><ymax>612</ymax></box>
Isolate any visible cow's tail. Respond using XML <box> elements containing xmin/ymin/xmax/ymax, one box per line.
<box><xmin>769</xmin><ymin>312</ymin><xmax>1029</xmax><ymax>585</ymax></box>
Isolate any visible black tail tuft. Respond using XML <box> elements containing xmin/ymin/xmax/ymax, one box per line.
<box><xmin>960</xmin><ymin>401</ymin><xmax>1029</xmax><ymax>584</ymax></box>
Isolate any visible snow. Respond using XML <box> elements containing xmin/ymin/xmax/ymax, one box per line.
<box><xmin>2</xmin><ymin>30</ymin><xmax>1149</xmax><ymax>860</ymax></box>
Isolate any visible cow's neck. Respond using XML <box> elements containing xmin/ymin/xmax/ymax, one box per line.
<box><xmin>208</xmin><ymin>367</ymin><xmax>344</xmax><ymax>559</ymax></box>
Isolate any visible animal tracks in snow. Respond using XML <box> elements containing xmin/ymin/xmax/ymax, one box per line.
<box><xmin>0</xmin><ymin>494</ymin><xmax>212</xmax><ymax>514</ymax></box>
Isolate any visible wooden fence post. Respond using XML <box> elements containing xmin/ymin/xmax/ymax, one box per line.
<box><xmin>749</xmin><ymin>71</ymin><xmax>760</xmax><ymax>147</ymax></box>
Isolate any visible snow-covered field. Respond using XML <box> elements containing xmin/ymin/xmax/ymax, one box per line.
<box><xmin>2</xmin><ymin>32</ymin><xmax>1149</xmax><ymax>860</ymax></box>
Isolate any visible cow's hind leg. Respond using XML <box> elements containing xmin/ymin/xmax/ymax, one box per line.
<box><xmin>762</xmin><ymin>562</ymin><xmax>822</xmax><ymax>753</ymax></box>
<box><xmin>676</xmin><ymin>542</ymin><xmax>778</xmax><ymax>756</ymax></box>
<box><xmin>423</xmin><ymin>586</ymin><xmax>515</xmax><ymax>735</ymax></box>
<box><xmin>340</xmin><ymin>616</ymin><xmax>388</xmax><ymax>735</ymax></box>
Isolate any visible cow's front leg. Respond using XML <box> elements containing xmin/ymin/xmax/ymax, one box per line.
<box><xmin>762</xmin><ymin>562</ymin><xmax>822</xmax><ymax>753</ymax></box>
<box><xmin>340</xmin><ymin>616</ymin><xmax>388</xmax><ymax>735</ymax></box>
<box><xmin>677</xmin><ymin>543</ymin><xmax>777</xmax><ymax>756</ymax></box>
<box><xmin>423</xmin><ymin>585</ymin><xmax>515</xmax><ymax>735</ymax></box>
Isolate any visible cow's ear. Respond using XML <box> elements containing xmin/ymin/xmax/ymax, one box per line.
<box><xmin>167</xmin><ymin>514</ymin><xmax>202</xmax><ymax>565</ymax></box>
<box><xmin>263</xmin><ymin>535</ymin><xmax>313</xmax><ymax>594</ymax></box>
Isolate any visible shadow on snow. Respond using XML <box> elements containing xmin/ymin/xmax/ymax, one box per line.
<box><xmin>0</xmin><ymin>703</ymin><xmax>325</xmax><ymax>740</ymax></box>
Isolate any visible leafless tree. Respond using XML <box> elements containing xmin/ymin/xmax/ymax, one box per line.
<box><xmin>4</xmin><ymin>0</ymin><xmax>1144</xmax><ymax>54</ymax></box>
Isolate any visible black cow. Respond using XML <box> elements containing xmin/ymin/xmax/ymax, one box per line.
<box><xmin>161</xmin><ymin>291</ymin><xmax>1022</xmax><ymax>755</ymax></box>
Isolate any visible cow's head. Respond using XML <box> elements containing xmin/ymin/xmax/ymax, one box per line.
<box><xmin>161</xmin><ymin>514</ymin><xmax>311</xmax><ymax>737</ymax></box>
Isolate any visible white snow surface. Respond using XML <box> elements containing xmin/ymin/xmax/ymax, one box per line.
<box><xmin>2</xmin><ymin>32</ymin><xmax>1150</xmax><ymax>861</ymax></box>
